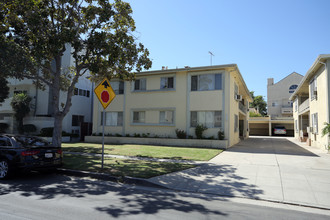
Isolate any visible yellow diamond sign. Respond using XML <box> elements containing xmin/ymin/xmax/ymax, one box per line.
<box><xmin>94</xmin><ymin>78</ymin><xmax>116</xmax><ymax>109</ymax></box>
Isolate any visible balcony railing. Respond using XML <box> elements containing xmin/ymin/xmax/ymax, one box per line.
<box><xmin>298</xmin><ymin>99</ymin><xmax>309</xmax><ymax>114</ymax></box>
<box><xmin>239</xmin><ymin>102</ymin><xmax>246</xmax><ymax>113</ymax></box>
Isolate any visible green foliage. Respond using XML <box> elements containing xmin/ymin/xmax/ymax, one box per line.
<box><xmin>195</xmin><ymin>124</ymin><xmax>208</xmax><ymax>139</ymax></box>
<box><xmin>1</xmin><ymin>0</ymin><xmax>152</xmax><ymax>146</ymax></box>
<box><xmin>0</xmin><ymin>123</ymin><xmax>9</xmax><ymax>133</ymax></box>
<box><xmin>10</xmin><ymin>93</ymin><xmax>32</xmax><ymax>134</ymax></box>
<box><xmin>322</xmin><ymin>122</ymin><xmax>330</xmax><ymax>137</ymax></box>
<box><xmin>249</xmin><ymin>111</ymin><xmax>262</xmax><ymax>117</ymax></box>
<box><xmin>250</xmin><ymin>91</ymin><xmax>267</xmax><ymax>116</ymax></box>
<box><xmin>218</xmin><ymin>130</ymin><xmax>225</xmax><ymax>140</ymax></box>
<box><xmin>175</xmin><ymin>129</ymin><xmax>187</xmax><ymax>139</ymax></box>
<box><xmin>0</xmin><ymin>77</ymin><xmax>9</xmax><ymax>103</ymax></box>
<box><xmin>23</xmin><ymin>124</ymin><xmax>37</xmax><ymax>134</ymax></box>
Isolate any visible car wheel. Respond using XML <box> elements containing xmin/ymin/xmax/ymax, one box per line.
<box><xmin>0</xmin><ymin>159</ymin><xmax>10</xmax><ymax>179</ymax></box>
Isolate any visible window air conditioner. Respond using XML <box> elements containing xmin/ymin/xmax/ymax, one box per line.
<box><xmin>235</xmin><ymin>95</ymin><xmax>242</xmax><ymax>101</ymax></box>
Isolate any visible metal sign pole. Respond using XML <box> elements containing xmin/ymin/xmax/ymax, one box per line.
<box><xmin>102</xmin><ymin>108</ymin><xmax>105</xmax><ymax>169</ymax></box>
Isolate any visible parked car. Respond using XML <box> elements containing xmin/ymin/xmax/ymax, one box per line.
<box><xmin>273</xmin><ymin>126</ymin><xmax>287</xmax><ymax>135</ymax></box>
<box><xmin>0</xmin><ymin>134</ymin><xmax>62</xmax><ymax>179</ymax></box>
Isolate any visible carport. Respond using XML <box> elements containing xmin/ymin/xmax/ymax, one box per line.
<box><xmin>249</xmin><ymin>116</ymin><xmax>294</xmax><ymax>136</ymax></box>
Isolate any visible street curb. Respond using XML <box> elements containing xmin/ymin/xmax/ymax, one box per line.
<box><xmin>56</xmin><ymin>168</ymin><xmax>168</xmax><ymax>189</ymax></box>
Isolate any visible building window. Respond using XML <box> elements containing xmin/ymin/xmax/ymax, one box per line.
<box><xmin>160</xmin><ymin>77</ymin><xmax>174</xmax><ymax>89</ymax></box>
<box><xmin>272</xmin><ymin>102</ymin><xmax>276</xmax><ymax>107</ymax></box>
<box><xmin>75</xmin><ymin>88</ymin><xmax>90</xmax><ymax>97</ymax></box>
<box><xmin>133</xmin><ymin>111</ymin><xmax>145</xmax><ymax>123</ymax></box>
<box><xmin>310</xmin><ymin>78</ymin><xmax>317</xmax><ymax>100</ymax></box>
<box><xmin>134</xmin><ymin>79</ymin><xmax>146</xmax><ymax>91</ymax></box>
<box><xmin>234</xmin><ymin>114</ymin><xmax>238</xmax><ymax>132</ymax></box>
<box><xmin>190</xmin><ymin>111</ymin><xmax>222</xmax><ymax>128</ymax></box>
<box><xmin>191</xmin><ymin>74</ymin><xmax>222</xmax><ymax>91</ymax></box>
<box><xmin>312</xmin><ymin>113</ymin><xmax>318</xmax><ymax>134</ymax></box>
<box><xmin>72</xmin><ymin>115</ymin><xmax>84</xmax><ymax>126</ymax></box>
<box><xmin>101</xmin><ymin>112</ymin><xmax>123</xmax><ymax>126</ymax></box>
<box><xmin>294</xmin><ymin>99</ymin><xmax>298</xmax><ymax>112</ymax></box>
<box><xmin>74</xmin><ymin>88</ymin><xmax>78</xmax><ymax>95</ymax></box>
<box><xmin>159</xmin><ymin>111</ymin><xmax>174</xmax><ymax>124</ymax></box>
<box><xmin>111</xmin><ymin>81</ymin><xmax>124</xmax><ymax>94</ymax></box>
<box><xmin>289</xmin><ymin>84</ymin><xmax>298</xmax><ymax>93</ymax></box>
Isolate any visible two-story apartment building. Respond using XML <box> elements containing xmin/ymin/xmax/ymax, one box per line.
<box><xmin>91</xmin><ymin>64</ymin><xmax>252</xmax><ymax>148</ymax></box>
<box><xmin>0</xmin><ymin>45</ymin><xmax>93</xmax><ymax>138</ymax></box>
<box><xmin>267</xmin><ymin>72</ymin><xmax>303</xmax><ymax>117</ymax></box>
<box><xmin>290</xmin><ymin>54</ymin><xmax>330</xmax><ymax>150</ymax></box>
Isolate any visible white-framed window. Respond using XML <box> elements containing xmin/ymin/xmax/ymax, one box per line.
<box><xmin>160</xmin><ymin>77</ymin><xmax>174</xmax><ymax>89</ymax></box>
<box><xmin>234</xmin><ymin>114</ymin><xmax>238</xmax><ymax>132</ymax></box>
<box><xmin>134</xmin><ymin>79</ymin><xmax>146</xmax><ymax>91</ymax></box>
<box><xmin>111</xmin><ymin>81</ymin><xmax>124</xmax><ymax>94</ymax></box>
<box><xmin>159</xmin><ymin>111</ymin><xmax>174</xmax><ymax>124</ymax></box>
<box><xmin>310</xmin><ymin>77</ymin><xmax>317</xmax><ymax>100</ymax></box>
<box><xmin>101</xmin><ymin>112</ymin><xmax>123</xmax><ymax>126</ymax></box>
<box><xmin>190</xmin><ymin>111</ymin><xmax>222</xmax><ymax>128</ymax></box>
<box><xmin>312</xmin><ymin>113</ymin><xmax>318</xmax><ymax>134</ymax></box>
<box><xmin>133</xmin><ymin>111</ymin><xmax>145</xmax><ymax>123</ymax></box>
<box><xmin>74</xmin><ymin>88</ymin><xmax>90</xmax><ymax>97</ymax></box>
<box><xmin>191</xmin><ymin>74</ymin><xmax>222</xmax><ymax>91</ymax></box>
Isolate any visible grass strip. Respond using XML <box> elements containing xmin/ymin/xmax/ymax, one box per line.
<box><xmin>63</xmin><ymin>154</ymin><xmax>196</xmax><ymax>179</ymax></box>
<box><xmin>62</xmin><ymin>143</ymin><xmax>222</xmax><ymax>161</ymax></box>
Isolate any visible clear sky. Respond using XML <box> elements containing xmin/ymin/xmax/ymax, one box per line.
<box><xmin>126</xmin><ymin>0</ymin><xmax>330</xmax><ymax>99</ymax></box>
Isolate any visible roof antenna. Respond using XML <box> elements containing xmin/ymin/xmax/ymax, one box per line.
<box><xmin>208</xmin><ymin>51</ymin><xmax>214</xmax><ymax>66</ymax></box>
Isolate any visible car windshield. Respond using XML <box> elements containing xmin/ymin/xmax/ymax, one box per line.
<box><xmin>11</xmin><ymin>136</ymin><xmax>50</xmax><ymax>147</ymax></box>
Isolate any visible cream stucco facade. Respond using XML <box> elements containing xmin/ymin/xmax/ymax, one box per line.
<box><xmin>290</xmin><ymin>54</ymin><xmax>330</xmax><ymax>150</ymax></box>
<box><xmin>92</xmin><ymin>64</ymin><xmax>252</xmax><ymax>148</ymax></box>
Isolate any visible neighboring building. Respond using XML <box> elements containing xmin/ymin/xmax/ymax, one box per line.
<box><xmin>0</xmin><ymin>45</ymin><xmax>93</xmax><ymax>139</ymax></box>
<box><xmin>267</xmin><ymin>72</ymin><xmax>303</xmax><ymax>117</ymax></box>
<box><xmin>91</xmin><ymin>64</ymin><xmax>252</xmax><ymax>148</ymax></box>
<box><xmin>290</xmin><ymin>54</ymin><xmax>330</xmax><ymax>150</ymax></box>
<box><xmin>249</xmin><ymin>72</ymin><xmax>303</xmax><ymax>136</ymax></box>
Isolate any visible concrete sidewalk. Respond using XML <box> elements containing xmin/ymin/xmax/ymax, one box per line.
<box><xmin>148</xmin><ymin>136</ymin><xmax>330</xmax><ymax>210</ymax></box>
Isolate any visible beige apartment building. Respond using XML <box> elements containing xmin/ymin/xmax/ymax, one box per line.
<box><xmin>249</xmin><ymin>72</ymin><xmax>302</xmax><ymax>136</ymax></box>
<box><xmin>91</xmin><ymin>64</ymin><xmax>252</xmax><ymax>148</ymax></box>
<box><xmin>290</xmin><ymin>54</ymin><xmax>330</xmax><ymax>150</ymax></box>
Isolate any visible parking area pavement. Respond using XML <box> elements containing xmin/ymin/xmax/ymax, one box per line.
<box><xmin>148</xmin><ymin>136</ymin><xmax>330</xmax><ymax>209</ymax></box>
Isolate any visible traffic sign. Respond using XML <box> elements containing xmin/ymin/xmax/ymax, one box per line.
<box><xmin>94</xmin><ymin>78</ymin><xmax>116</xmax><ymax>109</ymax></box>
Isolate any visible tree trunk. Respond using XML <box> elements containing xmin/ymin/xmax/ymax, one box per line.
<box><xmin>52</xmin><ymin>114</ymin><xmax>64</xmax><ymax>147</ymax></box>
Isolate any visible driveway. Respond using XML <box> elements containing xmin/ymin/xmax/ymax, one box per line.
<box><xmin>148</xmin><ymin>136</ymin><xmax>330</xmax><ymax>209</ymax></box>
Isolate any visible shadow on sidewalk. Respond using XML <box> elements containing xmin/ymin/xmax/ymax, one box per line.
<box><xmin>149</xmin><ymin>163</ymin><xmax>264</xmax><ymax>199</ymax></box>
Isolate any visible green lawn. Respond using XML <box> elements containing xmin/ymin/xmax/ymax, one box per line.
<box><xmin>63</xmin><ymin>154</ymin><xmax>196</xmax><ymax>178</ymax></box>
<box><xmin>62</xmin><ymin>143</ymin><xmax>222</xmax><ymax>161</ymax></box>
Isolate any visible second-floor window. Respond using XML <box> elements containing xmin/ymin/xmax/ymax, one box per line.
<box><xmin>191</xmin><ymin>74</ymin><xmax>222</xmax><ymax>91</ymax></box>
<box><xmin>134</xmin><ymin>79</ymin><xmax>146</xmax><ymax>91</ymax></box>
<box><xmin>160</xmin><ymin>77</ymin><xmax>174</xmax><ymax>89</ymax></box>
<box><xmin>74</xmin><ymin>88</ymin><xmax>90</xmax><ymax>97</ymax></box>
<box><xmin>111</xmin><ymin>81</ymin><xmax>124</xmax><ymax>94</ymax></box>
<box><xmin>310</xmin><ymin>78</ymin><xmax>317</xmax><ymax>100</ymax></box>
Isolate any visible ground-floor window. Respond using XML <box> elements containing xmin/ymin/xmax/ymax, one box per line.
<box><xmin>159</xmin><ymin>111</ymin><xmax>174</xmax><ymax>124</ymax></box>
<box><xmin>295</xmin><ymin>119</ymin><xmax>298</xmax><ymax>132</ymax></box>
<box><xmin>234</xmin><ymin>114</ymin><xmax>238</xmax><ymax>132</ymax></box>
<box><xmin>133</xmin><ymin>111</ymin><xmax>145</xmax><ymax>124</ymax></box>
<box><xmin>101</xmin><ymin>112</ymin><xmax>123</xmax><ymax>126</ymax></box>
<box><xmin>311</xmin><ymin>113</ymin><xmax>318</xmax><ymax>134</ymax></box>
<box><xmin>190</xmin><ymin>111</ymin><xmax>222</xmax><ymax>128</ymax></box>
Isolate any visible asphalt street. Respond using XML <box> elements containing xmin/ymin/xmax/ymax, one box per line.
<box><xmin>0</xmin><ymin>172</ymin><xmax>330</xmax><ymax>220</ymax></box>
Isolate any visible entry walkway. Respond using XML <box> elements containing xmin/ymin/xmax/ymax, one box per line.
<box><xmin>148</xmin><ymin>136</ymin><xmax>330</xmax><ymax>209</ymax></box>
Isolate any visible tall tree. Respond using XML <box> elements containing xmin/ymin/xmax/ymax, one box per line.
<box><xmin>250</xmin><ymin>91</ymin><xmax>267</xmax><ymax>116</ymax></box>
<box><xmin>0</xmin><ymin>0</ymin><xmax>152</xmax><ymax>147</ymax></box>
<box><xmin>0</xmin><ymin>77</ymin><xmax>9</xmax><ymax>103</ymax></box>
<box><xmin>11</xmin><ymin>93</ymin><xmax>32</xmax><ymax>134</ymax></box>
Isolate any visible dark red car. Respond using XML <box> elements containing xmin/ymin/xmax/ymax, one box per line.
<box><xmin>0</xmin><ymin>134</ymin><xmax>62</xmax><ymax>179</ymax></box>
